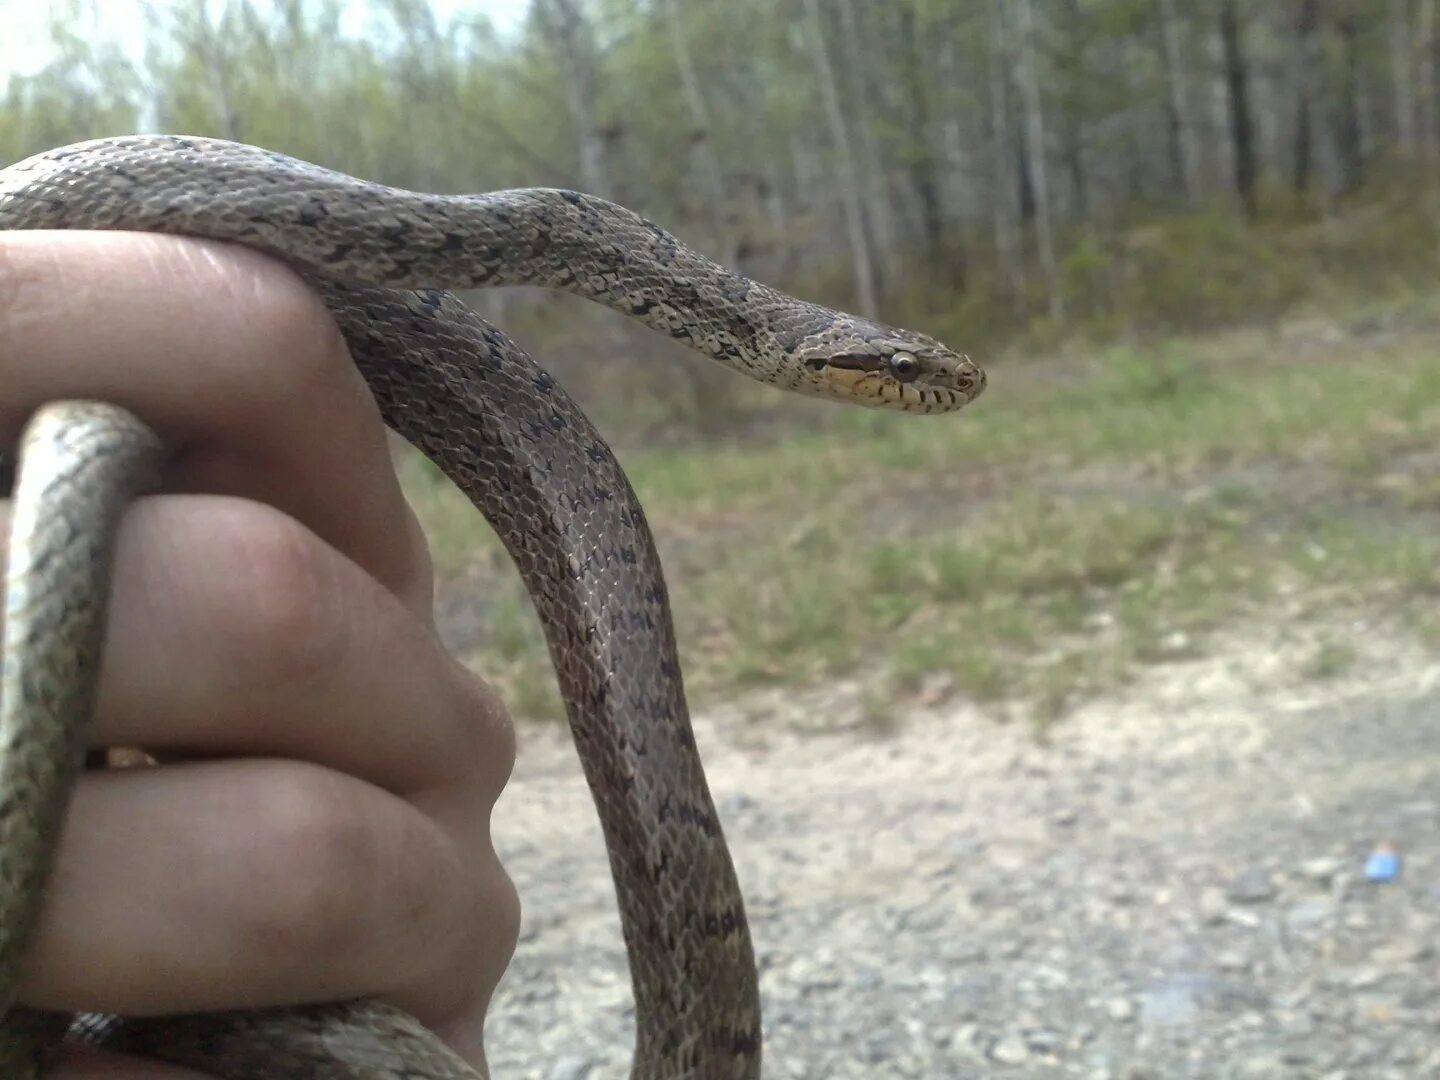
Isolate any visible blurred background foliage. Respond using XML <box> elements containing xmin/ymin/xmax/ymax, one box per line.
<box><xmin>5</xmin><ymin>0</ymin><xmax>1440</xmax><ymax>721</ymax></box>
<box><xmin>8</xmin><ymin>0</ymin><xmax>1440</xmax><ymax>392</ymax></box>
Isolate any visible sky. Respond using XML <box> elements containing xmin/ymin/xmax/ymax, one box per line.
<box><xmin>0</xmin><ymin>0</ymin><xmax>532</xmax><ymax>80</ymax></box>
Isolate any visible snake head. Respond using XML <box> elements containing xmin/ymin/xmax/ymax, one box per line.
<box><xmin>794</xmin><ymin>321</ymin><xmax>986</xmax><ymax>414</ymax></box>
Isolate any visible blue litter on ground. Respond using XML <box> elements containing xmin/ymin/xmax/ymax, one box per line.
<box><xmin>1364</xmin><ymin>846</ymin><xmax>1401</xmax><ymax>883</ymax></box>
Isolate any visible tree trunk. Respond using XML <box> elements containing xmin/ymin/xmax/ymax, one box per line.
<box><xmin>1291</xmin><ymin>0</ymin><xmax>1321</xmax><ymax>195</ymax></box>
<box><xmin>657</xmin><ymin>0</ymin><xmax>748</xmax><ymax>436</ymax></box>
<box><xmin>660</xmin><ymin>0</ymin><xmax>733</xmax><ymax>259</ymax></box>
<box><xmin>1391</xmin><ymin>0</ymin><xmax>1416</xmax><ymax>159</ymax></box>
<box><xmin>832</xmin><ymin>0</ymin><xmax>900</xmax><ymax>295</ymax></box>
<box><xmin>1411</xmin><ymin>0</ymin><xmax>1434</xmax><ymax>162</ymax></box>
<box><xmin>894</xmin><ymin>3</ymin><xmax>951</xmax><ymax>277</ymax></box>
<box><xmin>1419</xmin><ymin>0</ymin><xmax>1438</xmax><ymax>164</ymax></box>
<box><xmin>1334</xmin><ymin>11</ymin><xmax>1366</xmax><ymax>193</ymax></box>
<box><xmin>1218</xmin><ymin>0</ymin><xmax>1258</xmax><ymax>218</ymax></box>
<box><xmin>1157</xmin><ymin>0</ymin><xmax>1201</xmax><ymax>204</ymax></box>
<box><xmin>937</xmin><ymin>26</ymin><xmax>974</xmax><ymax>240</ymax></box>
<box><xmin>535</xmin><ymin>0</ymin><xmax>610</xmax><ymax>197</ymax></box>
<box><xmin>987</xmin><ymin>0</ymin><xmax>1026</xmax><ymax>308</ymax></box>
<box><xmin>1057</xmin><ymin>0</ymin><xmax>1090</xmax><ymax>219</ymax></box>
<box><xmin>802</xmin><ymin>0</ymin><xmax>880</xmax><ymax>318</ymax></box>
<box><xmin>1012</xmin><ymin>0</ymin><xmax>1064</xmax><ymax>324</ymax></box>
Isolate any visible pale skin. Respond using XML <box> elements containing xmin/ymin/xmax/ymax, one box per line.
<box><xmin>0</xmin><ymin>231</ymin><xmax>521</xmax><ymax>1078</ymax></box>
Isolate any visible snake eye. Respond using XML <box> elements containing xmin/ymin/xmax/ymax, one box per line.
<box><xmin>889</xmin><ymin>352</ymin><xmax>920</xmax><ymax>383</ymax></box>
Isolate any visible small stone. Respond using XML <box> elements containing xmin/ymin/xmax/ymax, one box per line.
<box><xmin>1025</xmin><ymin>1028</ymin><xmax>1062</xmax><ymax>1054</ymax></box>
<box><xmin>1140</xmin><ymin>980</ymin><xmax>1202</xmax><ymax>1027</ymax></box>
<box><xmin>991</xmin><ymin>1032</ymin><xmax>1031</xmax><ymax>1065</ymax></box>
<box><xmin>547</xmin><ymin>1056</ymin><xmax>594</xmax><ymax>1080</ymax></box>
<box><xmin>1348</xmin><ymin>966</ymin><xmax>1388</xmax><ymax>989</ymax></box>
<box><xmin>1051</xmin><ymin>806</ymin><xmax>1080</xmax><ymax>827</ymax></box>
<box><xmin>1228</xmin><ymin>868</ymin><xmax>1277</xmax><ymax>904</ymax></box>
<box><xmin>1216</xmin><ymin>950</ymin><xmax>1251</xmax><ymax>972</ymax></box>
<box><xmin>1239</xmin><ymin>1057</ymin><xmax>1286</xmax><ymax>1078</ymax></box>
<box><xmin>1299</xmin><ymin>856</ymin><xmax>1344</xmax><ymax>883</ymax></box>
<box><xmin>1107</xmin><ymin>997</ymin><xmax>1136</xmax><ymax>1022</ymax></box>
<box><xmin>717</xmin><ymin>791</ymin><xmax>758</xmax><ymax>816</ymax></box>
<box><xmin>1199</xmin><ymin>886</ymin><xmax>1228</xmax><ymax>925</ymax></box>
<box><xmin>1286</xmin><ymin>897</ymin><xmax>1335</xmax><ymax>930</ymax></box>
<box><xmin>1366</xmin><ymin>938</ymin><xmax>1425</xmax><ymax>966</ymax></box>
<box><xmin>916</xmin><ymin>671</ymin><xmax>956</xmax><ymax>706</ymax></box>
<box><xmin>949</xmin><ymin>1022</ymin><xmax>981</xmax><ymax>1055</ymax></box>
<box><xmin>1158</xmin><ymin>629</ymin><xmax>1192</xmax><ymax>655</ymax></box>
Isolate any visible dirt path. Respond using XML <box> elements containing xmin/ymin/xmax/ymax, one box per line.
<box><xmin>484</xmin><ymin>620</ymin><xmax>1439</xmax><ymax>1079</ymax></box>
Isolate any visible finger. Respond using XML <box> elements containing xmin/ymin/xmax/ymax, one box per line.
<box><xmin>0</xmin><ymin>496</ymin><xmax>512</xmax><ymax>796</ymax></box>
<box><xmin>0</xmin><ymin>230</ymin><xmax>431</xmax><ymax>613</ymax></box>
<box><xmin>20</xmin><ymin>760</ymin><xmax>519</xmax><ymax>1030</ymax></box>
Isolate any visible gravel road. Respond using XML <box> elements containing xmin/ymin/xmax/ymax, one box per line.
<box><xmin>484</xmin><ymin>621</ymin><xmax>1439</xmax><ymax>1079</ymax></box>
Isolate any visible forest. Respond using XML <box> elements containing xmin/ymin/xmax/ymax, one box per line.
<box><xmin>5</xmin><ymin>0</ymin><xmax>1440</xmax><ymax>720</ymax></box>
<box><xmin>6</xmin><ymin>0</ymin><xmax>1440</xmax><ymax>362</ymax></box>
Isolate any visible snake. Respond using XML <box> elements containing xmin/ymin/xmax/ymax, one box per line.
<box><xmin>0</xmin><ymin>135</ymin><xmax>984</xmax><ymax>1078</ymax></box>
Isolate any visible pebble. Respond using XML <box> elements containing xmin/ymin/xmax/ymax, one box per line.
<box><xmin>990</xmin><ymin>1032</ymin><xmax>1030</xmax><ymax>1065</ymax></box>
<box><xmin>1106</xmin><ymin>997</ymin><xmax>1136</xmax><ymax>1022</ymax></box>
<box><xmin>1286</xmin><ymin>896</ymin><xmax>1336</xmax><ymax>930</ymax></box>
<box><xmin>1228</xmin><ymin>867</ymin><xmax>1278</xmax><ymax>904</ymax></box>
<box><xmin>1216</xmin><ymin>950</ymin><xmax>1251</xmax><ymax>972</ymax></box>
<box><xmin>1199</xmin><ymin>886</ymin><xmax>1229</xmax><ymax>924</ymax></box>
<box><xmin>546</xmin><ymin>1057</ymin><xmax>593</xmax><ymax>1080</ymax></box>
<box><xmin>479</xmin><ymin>635</ymin><xmax>1440</xmax><ymax>1077</ymax></box>
<box><xmin>1300</xmin><ymin>856</ymin><xmax>1344</xmax><ymax>883</ymax></box>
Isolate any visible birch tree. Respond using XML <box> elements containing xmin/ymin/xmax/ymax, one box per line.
<box><xmin>1218</xmin><ymin>0</ymin><xmax>1258</xmax><ymax>217</ymax></box>
<box><xmin>1158</xmin><ymin>0</ymin><xmax>1201</xmax><ymax>204</ymax></box>
<box><xmin>801</xmin><ymin>0</ymin><xmax>880</xmax><ymax>318</ymax></box>
<box><xmin>1290</xmin><ymin>0</ymin><xmax>1321</xmax><ymax>195</ymax></box>
<box><xmin>534</xmin><ymin>0</ymin><xmax>611</xmax><ymax>197</ymax></box>
<box><xmin>987</xmin><ymin>0</ymin><xmax>1025</xmax><ymax>308</ymax></box>
<box><xmin>1012</xmin><ymin>0</ymin><xmax>1063</xmax><ymax>323</ymax></box>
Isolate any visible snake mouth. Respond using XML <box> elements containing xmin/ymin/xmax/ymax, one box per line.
<box><xmin>809</xmin><ymin>353</ymin><xmax>883</xmax><ymax>375</ymax></box>
<box><xmin>959</xmin><ymin>358</ymin><xmax>987</xmax><ymax>400</ymax></box>
<box><xmin>814</xmin><ymin>349</ymin><xmax>984</xmax><ymax>412</ymax></box>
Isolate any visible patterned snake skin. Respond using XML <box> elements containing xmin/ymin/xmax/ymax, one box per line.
<box><xmin>0</xmin><ymin>136</ymin><xmax>985</xmax><ymax>1079</ymax></box>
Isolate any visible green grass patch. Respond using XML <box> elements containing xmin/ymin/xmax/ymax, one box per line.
<box><xmin>401</xmin><ymin>329</ymin><xmax>1440</xmax><ymax>723</ymax></box>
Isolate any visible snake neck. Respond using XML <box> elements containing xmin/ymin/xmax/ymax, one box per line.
<box><xmin>464</xmin><ymin>189</ymin><xmax>805</xmax><ymax>383</ymax></box>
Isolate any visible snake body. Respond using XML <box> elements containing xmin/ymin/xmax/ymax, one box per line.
<box><xmin>0</xmin><ymin>136</ymin><xmax>983</xmax><ymax>1078</ymax></box>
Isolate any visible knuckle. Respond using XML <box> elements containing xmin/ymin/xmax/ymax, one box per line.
<box><xmin>207</xmin><ymin>504</ymin><xmax>347</xmax><ymax>691</ymax></box>
<box><xmin>166</xmin><ymin>238</ymin><xmax>351</xmax><ymax>409</ymax></box>
<box><xmin>485</xmin><ymin>864</ymin><xmax>521</xmax><ymax>970</ymax></box>
<box><xmin>447</xmin><ymin>667</ymin><xmax>517</xmax><ymax>793</ymax></box>
<box><xmin>0</xmin><ymin>238</ymin><xmax>68</xmax><ymax>396</ymax></box>
<box><xmin>225</xmin><ymin>763</ymin><xmax>462</xmax><ymax>976</ymax></box>
<box><xmin>240</xmin><ymin>262</ymin><xmax>350</xmax><ymax>395</ymax></box>
<box><xmin>0</xmin><ymin>236</ymin><xmax>49</xmax><ymax>322</ymax></box>
<box><xmin>209</xmin><ymin>249</ymin><xmax>351</xmax><ymax>401</ymax></box>
<box><xmin>432</xmin><ymin>859</ymin><xmax>520</xmax><ymax>1020</ymax></box>
<box><xmin>225</xmin><ymin>764</ymin><xmax>383</xmax><ymax>958</ymax></box>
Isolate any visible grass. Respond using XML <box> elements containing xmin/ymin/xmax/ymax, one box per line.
<box><xmin>399</xmin><ymin>314</ymin><xmax>1440</xmax><ymax>726</ymax></box>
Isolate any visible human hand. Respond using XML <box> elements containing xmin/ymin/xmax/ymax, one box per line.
<box><xmin>0</xmin><ymin>231</ymin><xmax>518</xmax><ymax>1077</ymax></box>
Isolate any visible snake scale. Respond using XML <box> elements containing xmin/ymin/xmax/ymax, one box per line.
<box><xmin>0</xmin><ymin>135</ymin><xmax>984</xmax><ymax>1078</ymax></box>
